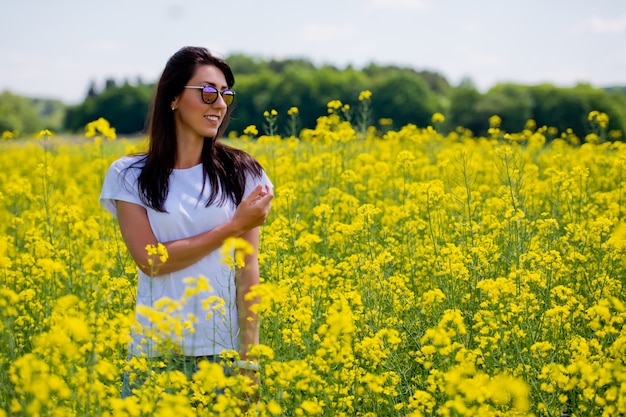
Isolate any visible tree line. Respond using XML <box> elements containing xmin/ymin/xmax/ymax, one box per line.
<box><xmin>2</xmin><ymin>53</ymin><xmax>626</xmax><ymax>140</ymax></box>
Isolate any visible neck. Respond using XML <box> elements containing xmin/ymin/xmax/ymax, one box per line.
<box><xmin>174</xmin><ymin>136</ymin><xmax>204</xmax><ymax>169</ymax></box>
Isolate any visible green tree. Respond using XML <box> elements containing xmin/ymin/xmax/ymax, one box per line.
<box><xmin>227</xmin><ymin>53</ymin><xmax>268</xmax><ymax>75</ymax></box>
<box><xmin>64</xmin><ymin>84</ymin><xmax>153</xmax><ymax>134</ymax></box>
<box><xmin>578</xmin><ymin>84</ymin><xmax>626</xmax><ymax>136</ymax></box>
<box><xmin>529</xmin><ymin>84</ymin><xmax>592</xmax><ymax>137</ymax></box>
<box><xmin>0</xmin><ymin>90</ymin><xmax>42</xmax><ymax>134</ymax></box>
<box><xmin>263</xmin><ymin>65</ymin><xmax>324</xmax><ymax>135</ymax></box>
<box><xmin>476</xmin><ymin>84</ymin><xmax>534</xmax><ymax>133</ymax></box>
<box><xmin>449</xmin><ymin>82</ymin><xmax>482</xmax><ymax>135</ymax></box>
<box><xmin>86</xmin><ymin>80</ymin><xmax>98</xmax><ymax>98</ymax></box>
<box><xmin>229</xmin><ymin>61</ymin><xmax>369</xmax><ymax>135</ymax></box>
<box><xmin>369</xmin><ymin>69</ymin><xmax>442</xmax><ymax>130</ymax></box>
<box><xmin>230</xmin><ymin>69</ymin><xmax>282</xmax><ymax>134</ymax></box>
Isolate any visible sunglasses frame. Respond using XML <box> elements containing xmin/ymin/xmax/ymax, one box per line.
<box><xmin>183</xmin><ymin>85</ymin><xmax>236</xmax><ymax>106</ymax></box>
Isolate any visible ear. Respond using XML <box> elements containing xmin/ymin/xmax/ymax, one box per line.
<box><xmin>171</xmin><ymin>97</ymin><xmax>179</xmax><ymax>111</ymax></box>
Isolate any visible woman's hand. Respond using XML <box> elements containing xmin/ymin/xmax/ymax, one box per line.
<box><xmin>230</xmin><ymin>185</ymin><xmax>273</xmax><ymax>235</ymax></box>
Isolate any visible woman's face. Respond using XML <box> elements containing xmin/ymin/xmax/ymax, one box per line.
<box><xmin>171</xmin><ymin>64</ymin><xmax>229</xmax><ymax>140</ymax></box>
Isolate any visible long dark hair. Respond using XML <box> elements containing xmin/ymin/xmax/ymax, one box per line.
<box><xmin>135</xmin><ymin>46</ymin><xmax>263</xmax><ymax>212</ymax></box>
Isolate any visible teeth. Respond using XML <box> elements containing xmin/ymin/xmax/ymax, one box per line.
<box><xmin>205</xmin><ymin>115</ymin><xmax>219</xmax><ymax>121</ymax></box>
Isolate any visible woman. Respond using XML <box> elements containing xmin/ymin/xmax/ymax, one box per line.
<box><xmin>100</xmin><ymin>46</ymin><xmax>273</xmax><ymax>396</ymax></box>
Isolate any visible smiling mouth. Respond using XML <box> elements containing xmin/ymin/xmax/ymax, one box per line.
<box><xmin>204</xmin><ymin>115</ymin><xmax>220</xmax><ymax>121</ymax></box>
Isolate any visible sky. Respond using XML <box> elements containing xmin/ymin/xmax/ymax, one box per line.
<box><xmin>2</xmin><ymin>0</ymin><xmax>626</xmax><ymax>104</ymax></box>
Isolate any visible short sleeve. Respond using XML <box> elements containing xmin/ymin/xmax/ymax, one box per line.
<box><xmin>99</xmin><ymin>156</ymin><xmax>145</xmax><ymax>218</ymax></box>
<box><xmin>244</xmin><ymin>170</ymin><xmax>273</xmax><ymax>199</ymax></box>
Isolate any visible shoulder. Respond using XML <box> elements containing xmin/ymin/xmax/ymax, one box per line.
<box><xmin>244</xmin><ymin>168</ymin><xmax>273</xmax><ymax>196</ymax></box>
<box><xmin>103</xmin><ymin>154</ymin><xmax>147</xmax><ymax>187</ymax></box>
<box><xmin>109</xmin><ymin>154</ymin><xmax>146</xmax><ymax>172</ymax></box>
<box><xmin>101</xmin><ymin>154</ymin><xmax>147</xmax><ymax>214</ymax></box>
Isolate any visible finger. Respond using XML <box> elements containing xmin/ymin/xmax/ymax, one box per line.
<box><xmin>254</xmin><ymin>194</ymin><xmax>273</xmax><ymax>208</ymax></box>
<box><xmin>251</xmin><ymin>187</ymin><xmax>273</xmax><ymax>206</ymax></box>
<box><xmin>261</xmin><ymin>186</ymin><xmax>274</xmax><ymax>200</ymax></box>
<box><xmin>250</xmin><ymin>184</ymin><xmax>263</xmax><ymax>197</ymax></box>
<box><xmin>244</xmin><ymin>185</ymin><xmax>264</xmax><ymax>204</ymax></box>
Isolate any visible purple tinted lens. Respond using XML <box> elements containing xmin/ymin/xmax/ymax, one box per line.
<box><xmin>201</xmin><ymin>86</ymin><xmax>219</xmax><ymax>104</ymax></box>
<box><xmin>222</xmin><ymin>90</ymin><xmax>235</xmax><ymax>106</ymax></box>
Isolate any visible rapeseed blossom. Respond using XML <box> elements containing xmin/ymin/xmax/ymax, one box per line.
<box><xmin>358</xmin><ymin>90</ymin><xmax>372</xmax><ymax>101</ymax></box>
<box><xmin>431</xmin><ymin>112</ymin><xmax>445</xmax><ymax>124</ymax></box>
<box><xmin>243</xmin><ymin>124</ymin><xmax>259</xmax><ymax>136</ymax></box>
<box><xmin>220</xmin><ymin>237</ymin><xmax>254</xmax><ymax>269</ymax></box>
<box><xmin>35</xmin><ymin>129</ymin><xmax>54</xmax><ymax>140</ymax></box>
<box><xmin>588</xmin><ymin>110</ymin><xmax>609</xmax><ymax>128</ymax></box>
<box><xmin>146</xmin><ymin>242</ymin><xmax>169</xmax><ymax>265</ymax></box>
<box><xmin>85</xmin><ymin>117</ymin><xmax>116</xmax><ymax>140</ymax></box>
<box><xmin>1</xmin><ymin>109</ymin><xmax>625</xmax><ymax>416</ymax></box>
<box><xmin>1</xmin><ymin>130</ymin><xmax>15</xmax><ymax>140</ymax></box>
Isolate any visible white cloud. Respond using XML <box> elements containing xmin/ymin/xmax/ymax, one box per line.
<box><xmin>580</xmin><ymin>14</ymin><xmax>626</xmax><ymax>35</ymax></box>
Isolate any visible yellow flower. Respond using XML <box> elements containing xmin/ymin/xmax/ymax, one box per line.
<box><xmin>327</xmin><ymin>99</ymin><xmax>343</xmax><ymax>111</ymax></box>
<box><xmin>358</xmin><ymin>90</ymin><xmax>372</xmax><ymax>101</ymax></box>
<box><xmin>525</xmin><ymin>118</ymin><xmax>537</xmax><ymax>130</ymax></box>
<box><xmin>489</xmin><ymin>114</ymin><xmax>501</xmax><ymax>128</ymax></box>
<box><xmin>585</xmin><ymin>133</ymin><xmax>600</xmax><ymax>144</ymax></box>
<box><xmin>220</xmin><ymin>237</ymin><xmax>253</xmax><ymax>268</ymax></box>
<box><xmin>1</xmin><ymin>130</ymin><xmax>15</xmax><ymax>140</ymax></box>
<box><xmin>183</xmin><ymin>276</ymin><xmax>212</xmax><ymax>297</ymax></box>
<box><xmin>202</xmin><ymin>295</ymin><xmax>225</xmax><ymax>314</ymax></box>
<box><xmin>145</xmin><ymin>242</ymin><xmax>168</xmax><ymax>265</ymax></box>
<box><xmin>431</xmin><ymin>112</ymin><xmax>445</xmax><ymax>124</ymax></box>
<box><xmin>299</xmin><ymin>398</ymin><xmax>324</xmax><ymax>414</ymax></box>
<box><xmin>243</xmin><ymin>124</ymin><xmax>259</xmax><ymax>136</ymax></box>
<box><xmin>35</xmin><ymin>129</ymin><xmax>54</xmax><ymax>140</ymax></box>
<box><xmin>84</xmin><ymin>117</ymin><xmax>116</xmax><ymax>140</ymax></box>
<box><xmin>588</xmin><ymin>110</ymin><xmax>609</xmax><ymax>128</ymax></box>
<box><xmin>267</xmin><ymin>399</ymin><xmax>283</xmax><ymax>415</ymax></box>
<box><xmin>153</xmin><ymin>297</ymin><xmax>182</xmax><ymax>314</ymax></box>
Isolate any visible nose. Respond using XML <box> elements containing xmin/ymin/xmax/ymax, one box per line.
<box><xmin>213</xmin><ymin>92</ymin><xmax>228</xmax><ymax>108</ymax></box>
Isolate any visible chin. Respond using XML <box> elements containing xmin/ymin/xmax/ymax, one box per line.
<box><xmin>201</xmin><ymin>128</ymin><xmax>219</xmax><ymax>138</ymax></box>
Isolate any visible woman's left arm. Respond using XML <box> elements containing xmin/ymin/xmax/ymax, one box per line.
<box><xmin>236</xmin><ymin>226</ymin><xmax>261</xmax><ymax>361</ymax></box>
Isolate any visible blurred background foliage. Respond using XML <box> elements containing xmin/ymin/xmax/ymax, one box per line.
<box><xmin>2</xmin><ymin>53</ymin><xmax>626</xmax><ymax>139</ymax></box>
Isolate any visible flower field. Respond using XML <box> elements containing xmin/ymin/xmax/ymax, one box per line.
<box><xmin>1</xmin><ymin>104</ymin><xmax>626</xmax><ymax>416</ymax></box>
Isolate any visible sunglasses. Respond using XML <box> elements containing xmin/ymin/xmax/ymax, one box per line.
<box><xmin>184</xmin><ymin>85</ymin><xmax>236</xmax><ymax>106</ymax></box>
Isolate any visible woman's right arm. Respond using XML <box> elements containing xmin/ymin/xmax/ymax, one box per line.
<box><xmin>116</xmin><ymin>184</ymin><xmax>273</xmax><ymax>276</ymax></box>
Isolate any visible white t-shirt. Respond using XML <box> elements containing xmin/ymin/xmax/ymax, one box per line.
<box><xmin>100</xmin><ymin>154</ymin><xmax>272</xmax><ymax>357</ymax></box>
